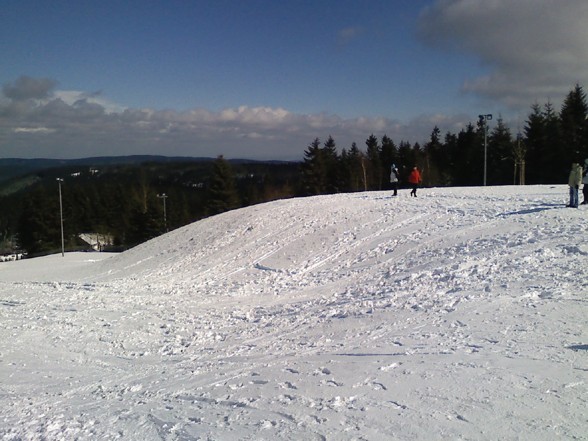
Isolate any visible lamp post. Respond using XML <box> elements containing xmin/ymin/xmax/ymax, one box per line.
<box><xmin>57</xmin><ymin>178</ymin><xmax>65</xmax><ymax>257</ymax></box>
<box><xmin>479</xmin><ymin>114</ymin><xmax>492</xmax><ymax>186</ymax></box>
<box><xmin>157</xmin><ymin>193</ymin><xmax>168</xmax><ymax>232</ymax></box>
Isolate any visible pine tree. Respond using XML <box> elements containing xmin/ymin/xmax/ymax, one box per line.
<box><xmin>512</xmin><ymin>132</ymin><xmax>526</xmax><ymax>185</ymax></box>
<box><xmin>126</xmin><ymin>203</ymin><xmax>162</xmax><ymax>247</ymax></box>
<box><xmin>341</xmin><ymin>142</ymin><xmax>366</xmax><ymax>192</ymax></box>
<box><xmin>381</xmin><ymin>135</ymin><xmax>398</xmax><ymax>189</ymax></box>
<box><xmin>301</xmin><ymin>137</ymin><xmax>341</xmax><ymax>195</ymax></box>
<box><xmin>453</xmin><ymin>124</ymin><xmax>481</xmax><ymax>186</ymax></box>
<box><xmin>423</xmin><ymin>126</ymin><xmax>443</xmax><ymax>186</ymax></box>
<box><xmin>301</xmin><ymin>138</ymin><xmax>325</xmax><ymax>195</ymax></box>
<box><xmin>207</xmin><ymin>155</ymin><xmax>239</xmax><ymax>215</ymax></box>
<box><xmin>488</xmin><ymin>117</ymin><xmax>513</xmax><ymax>185</ymax></box>
<box><xmin>524</xmin><ymin>103</ymin><xmax>547</xmax><ymax>184</ymax></box>
<box><xmin>322</xmin><ymin>135</ymin><xmax>341</xmax><ymax>194</ymax></box>
<box><xmin>560</xmin><ymin>84</ymin><xmax>588</xmax><ymax>165</ymax></box>
<box><xmin>365</xmin><ymin>134</ymin><xmax>382</xmax><ymax>190</ymax></box>
<box><xmin>543</xmin><ymin>101</ymin><xmax>563</xmax><ymax>183</ymax></box>
<box><xmin>18</xmin><ymin>186</ymin><xmax>60</xmax><ymax>254</ymax></box>
<box><xmin>443</xmin><ymin>131</ymin><xmax>459</xmax><ymax>186</ymax></box>
<box><xmin>397</xmin><ymin>140</ymin><xmax>414</xmax><ymax>183</ymax></box>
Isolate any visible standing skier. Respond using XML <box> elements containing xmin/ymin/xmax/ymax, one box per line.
<box><xmin>390</xmin><ymin>164</ymin><xmax>400</xmax><ymax>196</ymax></box>
<box><xmin>582</xmin><ymin>159</ymin><xmax>588</xmax><ymax>204</ymax></box>
<box><xmin>408</xmin><ymin>166</ymin><xmax>422</xmax><ymax>197</ymax></box>
<box><xmin>568</xmin><ymin>161</ymin><xmax>582</xmax><ymax>208</ymax></box>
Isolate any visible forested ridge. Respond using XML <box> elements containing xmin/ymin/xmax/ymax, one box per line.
<box><xmin>2</xmin><ymin>85</ymin><xmax>587</xmax><ymax>256</ymax></box>
<box><xmin>1</xmin><ymin>158</ymin><xmax>298</xmax><ymax>256</ymax></box>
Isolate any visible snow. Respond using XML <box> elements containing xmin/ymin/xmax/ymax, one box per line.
<box><xmin>1</xmin><ymin>185</ymin><xmax>586</xmax><ymax>440</ymax></box>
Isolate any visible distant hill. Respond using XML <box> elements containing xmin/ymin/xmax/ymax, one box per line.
<box><xmin>0</xmin><ymin>158</ymin><xmax>68</xmax><ymax>183</ymax></box>
<box><xmin>0</xmin><ymin>156</ymin><xmax>211</xmax><ymax>183</ymax></box>
<box><xmin>0</xmin><ymin>156</ymin><xmax>295</xmax><ymax>184</ymax></box>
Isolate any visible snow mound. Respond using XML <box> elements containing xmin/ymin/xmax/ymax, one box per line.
<box><xmin>1</xmin><ymin>185</ymin><xmax>586</xmax><ymax>440</ymax></box>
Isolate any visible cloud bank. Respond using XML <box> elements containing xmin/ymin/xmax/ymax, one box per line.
<box><xmin>418</xmin><ymin>0</ymin><xmax>588</xmax><ymax>109</ymax></box>
<box><xmin>0</xmin><ymin>76</ymin><xmax>464</xmax><ymax>160</ymax></box>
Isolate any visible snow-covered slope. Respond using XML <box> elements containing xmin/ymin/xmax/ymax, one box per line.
<box><xmin>1</xmin><ymin>185</ymin><xmax>586</xmax><ymax>440</ymax></box>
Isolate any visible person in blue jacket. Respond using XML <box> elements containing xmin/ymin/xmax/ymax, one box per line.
<box><xmin>568</xmin><ymin>161</ymin><xmax>582</xmax><ymax>208</ymax></box>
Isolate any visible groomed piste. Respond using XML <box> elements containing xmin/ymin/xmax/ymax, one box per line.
<box><xmin>1</xmin><ymin>185</ymin><xmax>586</xmax><ymax>440</ymax></box>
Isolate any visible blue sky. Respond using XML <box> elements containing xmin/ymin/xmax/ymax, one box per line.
<box><xmin>1</xmin><ymin>0</ymin><xmax>588</xmax><ymax>160</ymax></box>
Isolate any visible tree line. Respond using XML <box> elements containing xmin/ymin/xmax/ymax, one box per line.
<box><xmin>301</xmin><ymin>84</ymin><xmax>588</xmax><ymax>194</ymax></box>
<box><xmin>1</xmin><ymin>158</ymin><xmax>298</xmax><ymax>256</ymax></box>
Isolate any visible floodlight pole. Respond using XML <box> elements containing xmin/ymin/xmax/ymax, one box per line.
<box><xmin>57</xmin><ymin>178</ymin><xmax>65</xmax><ymax>257</ymax></box>
<box><xmin>479</xmin><ymin>114</ymin><xmax>492</xmax><ymax>186</ymax></box>
<box><xmin>158</xmin><ymin>193</ymin><xmax>168</xmax><ymax>232</ymax></box>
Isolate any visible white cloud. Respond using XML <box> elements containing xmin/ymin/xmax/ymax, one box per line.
<box><xmin>53</xmin><ymin>90</ymin><xmax>127</xmax><ymax>114</ymax></box>
<box><xmin>0</xmin><ymin>76</ymin><xmax>474</xmax><ymax>160</ymax></box>
<box><xmin>418</xmin><ymin>0</ymin><xmax>588</xmax><ymax>109</ymax></box>
<box><xmin>219</xmin><ymin>106</ymin><xmax>290</xmax><ymax>125</ymax></box>
<box><xmin>13</xmin><ymin>127</ymin><xmax>56</xmax><ymax>134</ymax></box>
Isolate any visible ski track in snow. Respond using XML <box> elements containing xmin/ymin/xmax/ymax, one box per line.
<box><xmin>0</xmin><ymin>185</ymin><xmax>587</xmax><ymax>440</ymax></box>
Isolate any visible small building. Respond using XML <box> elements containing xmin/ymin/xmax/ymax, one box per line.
<box><xmin>78</xmin><ymin>233</ymin><xmax>114</xmax><ymax>251</ymax></box>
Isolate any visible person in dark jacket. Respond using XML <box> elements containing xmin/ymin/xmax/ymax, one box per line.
<box><xmin>408</xmin><ymin>166</ymin><xmax>422</xmax><ymax>197</ymax></box>
<box><xmin>390</xmin><ymin>164</ymin><xmax>400</xmax><ymax>196</ymax></box>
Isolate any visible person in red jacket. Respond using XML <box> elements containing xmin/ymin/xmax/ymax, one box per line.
<box><xmin>408</xmin><ymin>166</ymin><xmax>422</xmax><ymax>197</ymax></box>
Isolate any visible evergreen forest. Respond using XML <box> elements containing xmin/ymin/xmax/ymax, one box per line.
<box><xmin>2</xmin><ymin>85</ymin><xmax>587</xmax><ymax>257</ymax></box>
<box><xmin>301</xmin><ymin>85</ymin><xmax>588</xmax><ymax>194</ymax></box>
<box><xmin>0</xmin><ymin>158</ymin><xmax>298</xmax><ymax>256</ymax></box>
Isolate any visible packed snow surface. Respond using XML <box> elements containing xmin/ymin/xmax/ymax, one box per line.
<box><xmin>1</xmin><ymin>185</ymin><xmax>587</xmax><ymax>440</ymax></box>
